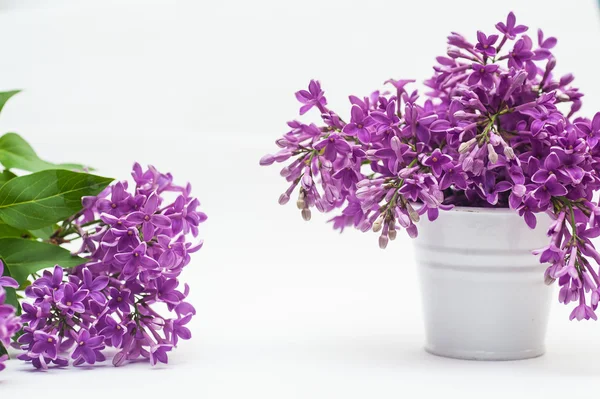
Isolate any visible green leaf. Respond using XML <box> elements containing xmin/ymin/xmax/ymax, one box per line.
<box><xmin>3</xmin><ymin>287</ymin><xmax>20</xmax><ymax>315</ymax></box>
<box><xmin>0</xmin><ymin>169</ymin><xmax>113</xmax><ymax>230</ymax></box>
<box><xmin>0</xmin><ymin>90</ymin><xmax>20</xmax><ymax>115</ymax></box>
<box><xmin>28</xmin><ymin>225</ymin><xmax>57</xmax><ymax>240</ymax></box>
<box><xmin>0</xmin><ymin>220</ymin><xmax>29</xmax><ymax>238</ymax></box>
<box><xmin>0</xmin><ymin>169</ymin><xmax>16</xmax><ymax>187</ymax></box>
<box><xmin>0</xmin><ymin>133</ymin><xmax>91</xmax><ymax>172</ymax></box>
<box><xmin>0</xmin><ymin>237</ymin><xmax>86</xmax><ymax>284</ymax></box>
<box><xmin>0</xmin><ymin>342</ymin><xmax>6</xmax><ymax>357</ymax></box>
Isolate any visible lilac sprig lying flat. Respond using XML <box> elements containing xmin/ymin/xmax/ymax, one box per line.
<box><xmin>261</xmin><ymin>12</ymin><xmax>600</xmax><ymax>321</ymax></box>
<box><xmin>16</xmin><ymin>164</ymin><xmax>206</xmax><ymax>369</ymax></box>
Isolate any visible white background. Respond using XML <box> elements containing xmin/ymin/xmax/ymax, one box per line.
<box><xmin>1</xmin><ymin>0</ymin><xmax>600</xmax><ymax>397</ymax></box>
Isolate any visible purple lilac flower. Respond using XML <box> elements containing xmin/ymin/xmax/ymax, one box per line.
<box><xmin>149</xmin><ymin>343</ymin><xmax>172</xmax><ymax>366</ymax></box>
<box><xmin>57</xmin><ymin>284</ymin><xmax>88</xmax><ymax>315</ymax></box>
<box><xmin>81</xmin><ymin>268</ymin><xmax>109</xmax><ymax>304</ymax></box>
<box><xmin>71</xmin><ymin>329</ymin><xmax>105</xmax><ymax>366</ymax></box>
<box><xmin>31</xmin><ymin>331</ymin><xmax>59</xmax><ymax>359</ymax></box>
<box><xmin>0</xmin><ymin>286</ymin><xmax>22</xmax><ymax>372</ymax></box>
<box><xmin>295</xmin><ymin>80</ymin><xmax>327</xmax><ymax>115</ymax></box>
<box><xmin>475</xmin><ymin>31</ymin><xmax>498</xmax><ymax>57</ymax></box>
<box><xmin>114</xmin><ymin>242</ymin><xmax>160</xmax><ymax>277</ymax></box>
<box><xmin>107</xmin><ymin>287</ymin><xmax>132</xmax><ymax>313</ymax></box>
<box><xmin>314</xmin><ymin>134</ymin><xmax>352</xmax><ymax>162</ymax></box>
<box><xmin>422</xmin><ymin>149</ymin><xmax>452</xmax><ymax>177</ymax></box>
<box><xmin>496</xmin><ymin>12</ymin><xmax>528</xmax><ymax>39</ymax></box>
<box><xmin>17</xmin><ymin>164</ymin><xmax>205</xmax><ymax>370</ymax></box>
<box><xmin>343</xmin><ymin>105</ymin><xmax>375</xmax><ymax>144</ymax></box>
<box><xmin>468</xmin><ymin>63</ymin><xmax>499</xmax><ymax>89</ymax></box>
<box><xmin>99</xmin><ymin>316</ymin><xmax>127</xmax><ymax>347</ymax></box>
<box><xmin>34</xmin><ymin>265</ymin><xmax>63</xmax><ymax>292</ymax></box>
<box><xmin>126</xmin><ymin>193</ymin><xmax>171</xmax><ymax>240</ymax></box>
<box><xmin>165</xmin><ymin>313</ymin><xmax>192</xmax><ymax>346</ymax></box>
<box><xmin>0</xmin><ymin>261</ymin><xmax>18</xmax><ymax>289</ymax></box>
<box><xmin>261</xmin><ymin>12</ymin><xmax>600</xmax><ymax>321</ymax></box>
<box><xmin>507</xmin><ymin>38</ymin><xmax>534</xmax><ymax>69</ymax></box>
<box><xmin>96</xmin><ymin>182</ymin><xmax>130</xmax><ymax>215</ymax></box>
<box><xmin>531</xmin><ymin>175</ymin><xmax>567</xmax><ymax>207</ymax></box>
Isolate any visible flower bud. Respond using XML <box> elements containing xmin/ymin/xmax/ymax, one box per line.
<box><xmin>472</xmin><ymin>159</ymin><xmax>485</xmax><ymax>175</ymax></box>
<box><xmin>113</xmin><ymin>351</ymin><xmax>127</xmax><ymax>367</ymax></box>
<box><xmin>458</xmin><ymin>138</ymin><xmax>476</xmax><ymax>154</ymax></box>
<box><xmin>406</xmin><ymin>224</ymin><xmax>418</xmax><ymax>238</ymax></box>
<box><xmin>372</xmin><ymin>215</ymin><xmax>384</xmax><ymax>233</ymax></box>
<box><xmin>359</xmin><ymin>220</ymin><xmax>372</xmax><ymax>232</ymax></box>
<box><xmin>487</xmin><ymin>144</ymin><xmax>498</xmax><ymax>164</ymax></box>
<box><xmin>356</xmin><ymin>179</ymin><xmax>372</xmax><ymax>188</ymax></box>
<box><xmin>355</xmin><ymin>185</ymin><xmax>371</xmax><ymax>199</ymax></box>
<box><xmin>447</xmin><ymin>48</ymin><xmax>461</xmax><ymax>59</ymax></box>
<box><xmin>388</xmin><ymin>228</ymin><xmax>397</xmax><ymax>241</ymax></box>
<box><xmin>593</xmin><ymin>290</ymin><xmax>600</xmax><ymax>307</ymax></box>
<box><xmin>546</xmin><ymin>57</ymin><xmax>556</xmax><ymax>73</ymax></box>
<box><xmin>259</xmin><ymin>154</ymin><xmax>275</xmax><ymax>166</ymax></box>
<box><xmin>391</xmin><ymin>136</ymin><xmax>402</xmax><ymax>152</ymax></box>
<box><xmin>503</xmin><ymin>146</ymin><xmax>515</xmax><ymax>159</ymax></box>
<box><xmin>278</xmin><ymin>193</ymin><xmax>290</xmax><ymax>205</ymax></box>
<box><xmin>398</xmin><ymin>166</ymin><xmax>419</xmax><ymax>178</ymax></box>
<box><xmin>513</xmin><ymin>184</ymin><xmax>526</xmax><ymax>197</ymax></box>
<box><xmin>280</xmin><ymin>167</ymin><xmax>291</xmax><ymax>178</ymax></box>
<box><xmin>301</xmin><ymin>208</ymin><xmax>311</xmax><ymax>221</ymax></box>
<box><xmin>275</xmin><ymin>138</ymin><xmax>290</xmax><ymax>147</ymax></box>
<box><xmin>296</xmin><ymin>198</ymin><xmax>305</xmax><ymax>209</ymax></box>
<box><xmin>544</xmin><ymin>268</ymin><xmax>556</xmax><ymax>286</ymax></box>
<box><xmin>365</xmin><ymin>149</ymin><xmax>378</xmax><ymax>161</ymax></box>
<box><xmin>406</xmin><ymin>203</ymin><xmax>420</xmax><ymax>223</ymax></box>
<box><xmin>81</xmin><ymin>196</ymin><xmax>96</xmax><ymax>208</ymax></box>
<box><xmin>378</xmin><ymin>234</ymin><xmax>389</xmax><ymax>249</ymax></box>
<box><xmin>503</xmin><ymin>71</ymin><xmax>527</xmax><ymax>101</ymax></box>
<box><xmin>584</xmin><ymin>243</ymin><xmax>600</xmax><ymax>265</ymax></box>
<box><xmin>462</xmin><ymin>156</ymin><xmax>474</xmax><ymax>172</ymax></box>
<box><xmin>398</xmin><ymin>212</ymin><xmax>411</xmax><ymax>228</ymax></box>
<box><xmin>301</xmin><ymin>168</ymin><xmax>312</xmax><ymax>189</ymax></box>
<box><xmin>321</xmin><ymin>159</ymin><xmax>332</xmax><ymax>171</ymax></box>
<box><xmin>489</xmin><ymin>133</ymin><xmax>501</xmax><ymax>146</ymax></box>
<box><xmin>273</xmin><ymin>151</ymin><xmax>292</xmax><ymax>162</ymax></box>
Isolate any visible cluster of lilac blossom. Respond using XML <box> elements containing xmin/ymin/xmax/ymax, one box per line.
<box><xmin>261</xmin><ymin>12</ymin><xmax>600</xmax><ymax>321</ymax></box>
<box><xmin>0</xmin><ymin>262</ymin><xmax>20</xmax><ymax>372</ymax></box>
<box><xmin>16</xmin><ymin>163</ymin><xmax>206</xmax><ymax>369</ymax></box>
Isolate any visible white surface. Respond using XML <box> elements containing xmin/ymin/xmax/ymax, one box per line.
<box><xmin>415</xmin><ymin>208</ymin><xmax>552</xmax><ymax>360</ymax></box>
<box><xmin>0</xmin><ymin>0</ymin><xmax>598</xmax><ymax>397</ymax></box>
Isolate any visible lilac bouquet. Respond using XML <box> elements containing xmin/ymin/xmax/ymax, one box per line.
<box><xmin>0</xmin><ymin>92</ymin><xmax>206</xmax><ymax>371</ymax></box>
<box><xmin>261</xmin><ymin>12</ymin><xmax>600</xmax><ymax>321</ymax></box>
<box><xmin>15</xmin><ymin>166</ymin><xmax>206</xmax><ymax>369</ymax></box>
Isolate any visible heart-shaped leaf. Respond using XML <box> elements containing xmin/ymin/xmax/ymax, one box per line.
<box><xmin>0</xmin><ymin>169</ymin><xmax>113</xmax><ymax>229</ymax></box>
<box><xmin>0</xmin><ymin>133</ymin><xmax>91</xmax><ymax>172</ymax></box>
<box><xmin>0</xmin><ymin>90</ymin><xmax>20</xmax><ymax>115</ymax></box>
<box><xmin>0</xmin><ymin>220</ymin><xmax>28</xmax><ymax>238</ymax></box>
<box><xmin>0</xmin><ymin>170</ymin><xmax>16</xmax><ymax>187</ymax></box>
<box><xmin>0</xmin><ymin>237</ymin><xmax>86</xmax><ymax>284</ymax></box>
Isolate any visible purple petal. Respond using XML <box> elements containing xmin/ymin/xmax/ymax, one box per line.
<box><xmin>524</xmin><ymin>212</ymin><xmax>537</xmax><ymax>229</ymax></box>
<box><xmin>126</xmin><ymin>212</ymin><xmax>146</xmax><ymax>223</ymax></box>
<box><xmin>90</xmin><ymin>276</ymin><xmax>109</xmax><ymax>291</ymax></box>
<box><xmin>140</xmin><ymin>256</ymin><xmax>159</xmax><ymax>270</ymax></box>
<box><xmin>0</xmin><ymin>276</ymin><xmax>18</xmax><ymax>289</ymax></box>
<box><xmin>151</xmin><ymin>214</ymin><xmax>172</xmax><ymax>228</ymax></box>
